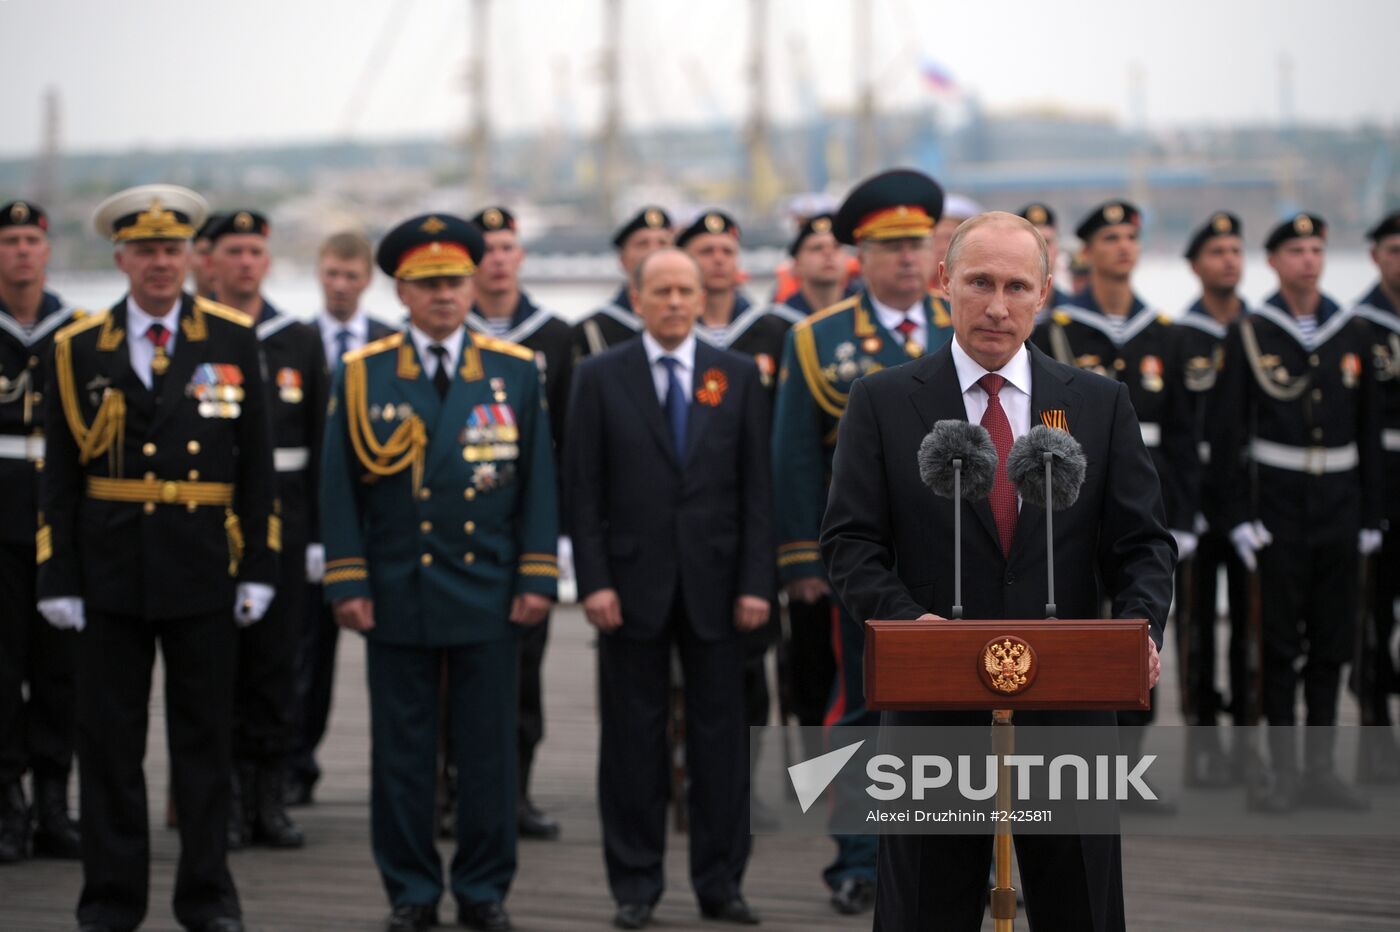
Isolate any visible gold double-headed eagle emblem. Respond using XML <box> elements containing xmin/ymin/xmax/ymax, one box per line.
<box><xmin>982</xmin><ymin>637</ymin><xmax>1034</xmax><ymax>695</ymax></box>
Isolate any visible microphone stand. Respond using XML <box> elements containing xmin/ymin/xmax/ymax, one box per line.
<box><xmin>951</xmin><ymin>458</ymin><xmax>963</xmax><ymax>619</ymax></box>
<box><xmin>1044</xmin><ymin>452</ymin><xmax>1057</xmax><ymax>619</ymax></box>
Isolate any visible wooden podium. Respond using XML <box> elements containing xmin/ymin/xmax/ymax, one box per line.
<box><xmin>864</xmin><ymin>617</ymin><xmax>1151</xmax><ymax>931</ymax></box>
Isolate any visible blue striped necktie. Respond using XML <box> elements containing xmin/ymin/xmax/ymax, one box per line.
<box><xmin>659</xmin><ymin>355</ymin><xmax>688</xmax><ymax>458</ymax></box>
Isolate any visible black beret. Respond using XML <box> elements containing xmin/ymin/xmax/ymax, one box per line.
<box><xmin>612</xmin><ymin>206</ymin><xmax>672</xmax><ymax>248</ymax></box>
<box><xmin>788</xmin><ymin>213</ymin><xmax>837</xmax><ymax>256</ymax></box>
<box><xmin>677</xmin><ymin>210</ymin><xmax>741</xmax><ymax>249</ymax></box>
<box><xmin>1367</xmin><ymin>211</ymin><xmax>1400</xmax><ymax>243</ymax></box>
<box><xmin>1075</xmin><ymin>200</ymin><xmax>1140</xmax><ymax>242</ymax></box>
<box><xmin>1264</xmin><ymin>213</ymin><xmax>1327</xmax><ymax>252</ymax></box>
<box><xmin>1184</xmin><ymin>211</ymin><xmax>1242</xmax><ymax>260</ymax></box>
<box><xmin>376</xmin><ymin>213</ymin><xmax>484</xmax><ymax>280</ymax></box>
<box><xmin>1018</xmin><ymin>202</ymin><xmax>1056</xmax><ymax>228</ymax></box>
<box><xmin>833</xmin><ymin>168</ymin><xmax>944</xmax><ymax>246</ymax></box>
<box><xmin>470</xmin><ymin>206</ymin><xmax>516</xmax><ymax>233</ymax></box>
<box><xmin>194</xmin><ymin>212</ymin><xmax>227</xmax><ymax>242</ymax></box>
<box><xmin>204</xmin><ymin>210</ymin><xmax>270</xmax><ymax>242</ymax></box>
<box><xmin>0</xmin><ymin>200</ymin><xmax>47</xmax><ymax>232</ymax></box>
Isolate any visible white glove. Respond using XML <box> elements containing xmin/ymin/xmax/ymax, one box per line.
<box><xmin>38</xmin><ymin>597</ymin><xmax>85</xmax><ymax>632</ymax></box>
<box><xmin>1171</xmin><ymin>530</ymin><xmax>1199</xmax><ymax>562</ymax></box>
<box><xmin>557</xmin><ymin>536</ymin><xmax>575</xmax><ymax>584</ymax></box>
<box><xmin>234</xmin><ymin>583</ymin><xmax>275</xmax><ymax>627</ymax></box>
<box><xmin>1359</xmin><ymin>529</ymin><xmax>1383</xmax><ymax>556</ymax></box>
<box><xmin>1229</xmin><ymin>521</ymin><xmax>1273</xmax><ymax>572</ymax></box>
<box><xmin>305</xmin><ymin>543</ymin><xmax>325</xmax><ymax>584</ymax></box>
<box><xmin>1193</xmin><ymin>513</ymin><xmax>1209</xmax><ymax>536</ymax></box>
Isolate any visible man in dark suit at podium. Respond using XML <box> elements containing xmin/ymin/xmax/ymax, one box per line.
<box><xmin>565</xmin><ymin>247</ymin><xmax>773</xmax><ymax>929</ymax></box>
<box><xmin>821</xmin><ymin>211</ymin><xmax>1175</xmax><ymax>932</ymax></box>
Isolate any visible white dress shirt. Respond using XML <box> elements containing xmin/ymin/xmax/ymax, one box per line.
<box><xmin>870</xmin><ymin>294</ymin><xmax>927</xmax><ymax>352</ymax></box>
<box><xmin>951</xmin><ymin>338</ymin><xmax>1032</xmax><ymax>441</ymax></box>
<box><xmin>642</xmin><ymin>331</ymin><xmax>696</xmax><ymax>406</ymax></box>
<box><xmin>319</xmin><ymin>309</ymin><xmax>370</xmax><ymax>369</ymax></box>
<box><xmin>408</xmin><ymin>323</ymin><xmax>466</xmax><ymax>382</ymax></box>
<box><xmin>126</xmin><ymin>297</ymin><xmax>181</xmax><ymax>389</ymax></box>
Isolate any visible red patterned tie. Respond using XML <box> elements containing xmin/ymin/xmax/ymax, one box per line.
<box><xmin>894</xmin><ymin>318</ymin><xmax>918</xmax><ymax>344</ymax></box>
<box><xmin>978</xmin><ymin>373</ymin><xmax>1018</xmax><ymax>558</ymax></box>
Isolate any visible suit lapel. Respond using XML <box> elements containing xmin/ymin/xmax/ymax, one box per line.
<box><xmin>908</xmin><ymin>344</ymin><xmax>1002</xmax><ymax>552</ymax></box>
<box><xmin>620</xmin><ymin>340</ymin><xmax>678</xmax><ymax>467</ymax></box>
<box><xmin>1007</xmin><ymin>344</ymin><xmax>1082</xmax><ymax>568</ymax></box>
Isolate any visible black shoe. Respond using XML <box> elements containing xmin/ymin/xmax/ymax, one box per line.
<box><xmin>614</xmin><ymin>903</ymin><xmax>653</xmax><ymax>929</ymax></box>
<box><xmin>1358</xmin><ymin>729</ymin><xmax>1400</xmax><ymax>784</ymax></box>
<box><xmin>1300</xmin><ymin>770</ymin><xmax>1370</xmax><ymax>811</ymax></box>
<box><xmin>31</xmin><ymin>776</ymin><xmax>81</xmax><ymax>859</ymax></box>
<box><xmin>190</xmin><ymin>919</ymin><xmax>245</xmax><ymax>932</ymax></box>
<box><xmin>388</xmin><ymin>903</ymin><xmax>439</xmax><ymax>932</ymax></box>
<box><xmin>517</xmin><ymin>800</ymin><xmax>560</xmax><ymax>840</ymax></box>
<box><xmin>458</xmin><ymin>900</ymin><xmax>511</xmax><ymax>931</ymax></box>
<box><xmin>251</xmin><ymin>764</ymin><xmax>304</xmax><ymax>848</ymax></box>
<box><xmin>284</xmin><ymin>771</ymin><xmax>318</xmax><ymax>807</ymax></box>
<box><xmin>0</xmin><ymin>781</ymin><xmax>29</xmax><ymax>863</ymax></box>
<box><xmin>830</xmin><ymin>877</ymin><xmax>875</xmax><ymax>915</ymax></box>
<box><xmin>699</xmin><ymin>895</ymin><xmax>761</xmax><ymax>925</ymax></box>
<box><xmin>1248</xmin><ymin>768</ymin><xmax>1299</xmax><ymax>814</ymax></box>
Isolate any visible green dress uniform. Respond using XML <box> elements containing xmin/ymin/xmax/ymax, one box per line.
<box><xmin>321</xmin><ymin>272</ymin><xmax>558</xmax><ymax>910</ymax></box>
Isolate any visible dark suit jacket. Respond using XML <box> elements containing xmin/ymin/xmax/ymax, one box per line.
<box><xmin>820</xmin><ymin>341</ymin><xmax>1174</xmax><ymax>650</ymax></box>
<box><xmin>565</xmin><ymin>336</ymin><xmax>774</xmax><ymax>641</ymax></box>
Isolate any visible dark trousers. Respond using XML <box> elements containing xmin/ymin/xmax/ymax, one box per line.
<box><xmin>873</xmin><ymin>832</ymin><xmax>1125</xmax><ymax>932</ymax></box>
<box><xmin>290</xmin><ymin>585</ymin><xmax>338</xmax><ymax>784</ymax></box>
<box><xmin>741</xmin><ymin>625</ymin><xmax>773</xmax><ymax>729</ymax></box>
<box><xmin>1259</xmin><ymin>534</ymin><xmax>1359</xmax><ymax>729</ymax></box>
<box><xmin>366</xmin><ymin>636</ymin><xmax>518</xmax><ymax>909</ymax></box>
<box><xmin>1177</xmin><ymin>530</ymin><xmax>1250</xmax><ymax>723</ymax></box>
<box><xmin>781</xmin><ymin>595</ymin><xmax>837</xmax><ymax>729</ymax></box>
<box><xmin>76</xmin><ymin>610</ymin><xmax>239</xmax><ymax>930</ymax></box>
<box><xmin>233</xmin><ymin>532</ymin><xmax>305</xmax><ymax>763</ymax></box>
<box><xmin>598</xmin><ymin>600</ymin><xmax>750</xmax><ymax>907</ymax></box>
<box><xmin>1364</xmin><ymin>529</ymin><xmax>1400</xmax><ymax>722</ymax></box>
<box><xmin>517</xmin><ymin>613</ymin><xmax>549</xmax><ymax>798</ymax></box>
<box><xmin>824</xmin><ymin>601</ymin><xmax>877</xmax><ymax>889</ymax></box>
<box><xmin>0</xmin><ymin>541</ymin><xmax>76</xmax><ymax>784</ymax></box>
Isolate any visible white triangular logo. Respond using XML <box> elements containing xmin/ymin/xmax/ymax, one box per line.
<box><xmin>787</xmin><ymin>740</ymin><xmax>865</xmax><ymax>813</ymax></box>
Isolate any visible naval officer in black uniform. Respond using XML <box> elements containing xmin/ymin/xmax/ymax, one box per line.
<box><xmin>205</xmin><ymin>209</ymin><xmax>325</xmax><ymax>849</ymax></box>
<box><xmin>468</xmin><ymin>205</ymin><xmax>574</xmax><ymax>841</ymax></box>
<box><xmin>38</xmin><ymin>183</ymin><xmax>279</xmax><ymax>932</ymax></box>
<box><xmin>573</xmin><ymin>206</ymin><xmax>673</xmax><ymax>359</ymax></box>
<box><xmin>0</xmin><ymin>199</ymin><xmax>81</xmax><ymax>864</ymax></box>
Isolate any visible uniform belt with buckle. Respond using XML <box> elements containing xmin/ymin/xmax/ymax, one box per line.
<box><xmin>1249</xmin><ymin>438</ymin><xmax>1359</xmax><ymax>476</ymax></box>
<box><xmin>86</xmin><ymin>476</ymin><xmax>235</xmax><ymax>507</ymax></box>
<box><xmin>0</xmin><ymin>433</ymin><xmax>45</xmax><ymax>462</ymax></box>
<box><xmin>274</xmin><ymin>447</ymin><xmax>309</xmax><ymax>472</ymax></box>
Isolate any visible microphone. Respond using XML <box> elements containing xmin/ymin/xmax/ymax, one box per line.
<box><xmin>918</xmin><ymin>420</ymin><xmax>997</xmax><ymax>618</ymax></box>
<box><xmin>1007</xmin><ymin>425</ymin><xmax>1088</xmax><ymax>617</ymax></box>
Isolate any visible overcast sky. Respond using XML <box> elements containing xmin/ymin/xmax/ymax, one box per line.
<box><xmin>2</xmin><ymin>0</ymin><xmax>1397</xmax><ymax>158</ymax></box>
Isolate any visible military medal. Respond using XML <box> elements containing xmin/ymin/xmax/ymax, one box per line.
<box><xmin>276</xmin><ymin>367</ymin><xmax>304</xmax><ymax>404</ymax></box>
<box><xmin>904</xmin><ymin>341</ymin><xmax>923</xmax><ymax>358</ymax></box>
<box><xmin>188</xmin><ymin>363</ymin><xmax>245</xmax><ymax>416</ymax></box>
<box><xmin>861</xmin><ymin>336</ymin><xmax>881</xmax><ymax>354</ymax></box>
<box><xmin>151</xmin><ymin>349</ymin><xmax>170</xmax><ymax>376</ymax></box>
<box><xmin>471</xmin><ymin>462</ymin><xmax>498</xmax><ymax>490</ymax></box>
<box><xmin>1341</xmin><ymin>352</ymin><xmax>1361</xmax><ymax>389</ymax></box>
<box><xmin>382</xmin><ymin>403</ymin><xmax>396</xmax><ymax>421</ymax></box>
<box><xmin>490</xmin><ymin>376</ymin><xmax>508</xmax><ymax>403</ymax></box>
<box><xmin>1140</xmin><ymin>355</ymin><xmax>1164</xmax><ymax>393</ymax></box>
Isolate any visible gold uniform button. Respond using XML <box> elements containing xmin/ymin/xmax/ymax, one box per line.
<box><xmin>420</xmin><ymin>520</ymin><xmax>433</xmax><ymax>533</ymax></box>
<box><xmin>188</xmin><ymin>470</ymin><xmax>200</xmax><ymax>481</ymax></box>
<box><xmin>1312</xmin><ymin>389</ymin><xmax>1323</xmax><ymax>402</ymax></box>
<box><xmin>28</xmin><ymin>356</ymin><xmax>39</xmax><ymax>369</ymax></box>
<box><xmin>421</xmin><ymin>553</ymin><xmax>433</xmax><ymax>566</ymax></box>
<box><xmin>1113</xmin><ymin>358</ymin><xmax>1126</xmax><ymax>371</ymax></box>
<box><xmin>464</xmin><ymin>488</ymin><xmax>477</xmax><ymax>501</ymax></box>
<box><xmin>160</xmin><ymin>482</ymin><xmax>179</xmax><ymax>504</ymax></box>
<box><xmin>1309</xmin><ymin>354</ymin><xmax>1320</xmax><ymax>367</ymax></box>
<box><xmin>142</xmin><ymin>442</ymin><xmax>157</xmax><ymax>457</ymax></box>
<box><xmin>464</xmin><ymin>552</ymin><xmax>475</xmax><ymax>565</ymax></box>
<box><xmin>187</xmin><ymin>440</ymin><xmax>201</xmax><ymax>455</ymax></box>
<box><xmin>186</xmin><ymin>503</ymin><xmax>198</xmax><ymax>513</ymax></box>
<box><xmin>419</xmin><ymin>488</ymin><xmax>432</xmax><ymax>501</ymax></box>
<box><xmin>143</xmin><ymin>502</ymin><xmax>156</xmax><ymax>515</ymax></box>
<box><xmin>464</xmin><ymin>521</ymin><xmax>476</xmax><ymax>534</ymax></box>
